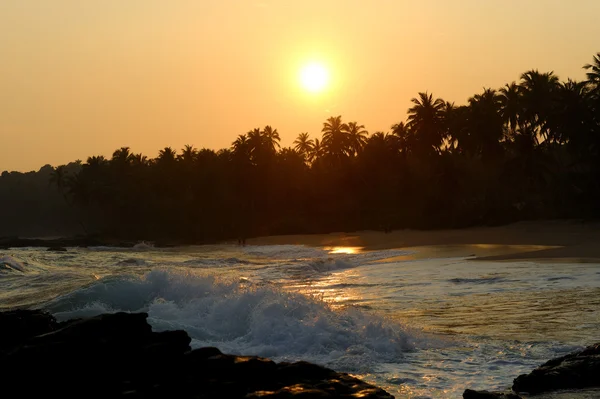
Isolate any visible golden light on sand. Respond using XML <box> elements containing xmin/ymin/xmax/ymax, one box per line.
<box><xmin>299</xmin><ymin>62</ymin><xmax>329</xmax><ymax>93</ymax></box>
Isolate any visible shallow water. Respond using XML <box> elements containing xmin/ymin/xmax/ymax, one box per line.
<box><xmin>1</xmin><ymin>244</ymin><xmax>598</xmax><ymax>398</ymax></box>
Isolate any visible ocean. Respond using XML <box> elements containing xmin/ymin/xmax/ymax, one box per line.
<box><xmin>1</xmin><ymin>243</ymin><xmax>599</xmax><ymax>398</ymax></box>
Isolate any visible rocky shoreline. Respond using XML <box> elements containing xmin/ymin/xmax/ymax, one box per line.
<box><xmin>2</xmin><ymin>309</ymin><xmax>599</xmax><ymax>398</ymax></box>
<box><xmin>0</xmin><ymin>310</ymin><xmax>393</xmax><ymax>398</ymax></box>
<box><xmin>463</xmin><ymin>343</ymin><xmax>600</xmax><ymax>398</ymax></box>
<box><xmin>0</xmin><ymin>236</ymin><xmax>194</xmax><ymax>250</ymax></box>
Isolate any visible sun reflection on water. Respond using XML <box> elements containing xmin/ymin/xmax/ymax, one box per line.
<box><xmin>325</xmin><ymin>246</ymin><xmax>363</xmax><ymax>254</ymax></box>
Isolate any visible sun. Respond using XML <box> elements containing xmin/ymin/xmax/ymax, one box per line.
<box><xmin>299</xmin><ymin>62</ymin><xmax>329</xmax><ymax>93</ymax></box>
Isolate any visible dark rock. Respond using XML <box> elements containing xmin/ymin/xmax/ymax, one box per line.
<box><xmin>463</xmin><ymin>389</ymin><xmax>522</xmax><ymax>399</ymax></box>
<box><xmin>0</xmin><ymin>309</ymin><xmax>57</xmax><ymax>352</ymax></box>
<box><xmin>512</xmin><ymin>343</ymin><xmax>600</xmax><ymax>394</ymax></box>
<box><xmin>46</xmin><ymin>246</ymin><xmax>67</xmax><ymax>252</ymax></box>
<box><xmin>0</xmin><ymin>310</ymin><xmax>394</xmax><ymax>399</ymax></box>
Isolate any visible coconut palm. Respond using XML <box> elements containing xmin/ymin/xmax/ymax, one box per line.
<box><xmin>157</xmin><ymin>147</ymin><xmax>177</xmax><ymax>164</ymax></box>
<box><xmin>391</xmin><ymin>122</ymin><xmax>413</xmax><ymax>153</ymax></box>
<box><xmin>499</xmin><ymin>82</ymin><xmax>522</xmax><ymax>135</ymax></box>
<box><xmin>262</xmin><ymin>125</ymin><xmax>281</xmax><ymax>153</ymax></box>
<box><xmin>407</xmin><ymin>92</ymin><xmax>446</xmax><ymax>155</ymax></box>
<box><xmin>310</xmin><ymin>138</ymin><xmax>325</xmax><ymax>161</ymax></box>
<box><xmin>466</xmin><ymin>88</ymin><xmax>504</xmax><ymax>157</ymax></box>
<box><xmin>345</xmin><ymin>122</ymin><xmax>369</xmax><ymax>156</ymax></box>
<box><xmin>49</xmin><ymin>165</ymin><xmax>68</xmax><ymax>194</ymax></box>
<box><xmin>550</xmin><ymin>80</ymin><xmax>594</xmax><ymax>146</ymax></box>
<box><xmin>111</xmin><ymin>147</ymin><xmax>133</xmax><ymax>165</ymax></box>
<box><xmin>232</xmin><ymin>134</ymin><xmax>250</xmax><ymax>155</ymax></box>
<box><xmin>583</xmin><ymin>52</ymin><xmax>600</xmax><ymax>87</ymax></box>
<box><xmin>179</xmin><ymin>145</ymin><xmax>197</xmax><ymax>163</ymax></box>
<box><xmin>321</xmin><ymin>115</ymin><xmax>350</xmax><ymax>159</ymax></box>
<box><xmin>519</xmin><ymin>70</ymin><xmax>560</xmax><ymax>142</ymax></box>
<box><xmin>293</xmin><ymin>132</ymin><xmax>314</xmax><ymax>160</ymax></box>
<box><xmin>130</xmin><ymin>153</ymin><xmax>148</xmax><ymax>166</ymax></box>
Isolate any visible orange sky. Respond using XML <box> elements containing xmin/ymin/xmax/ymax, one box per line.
<box><xmin>1</xmin><ymin>0</ymin><xmax>599</xmax><ymax>172</ymax></box>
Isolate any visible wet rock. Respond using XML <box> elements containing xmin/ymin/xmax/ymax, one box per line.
<box><xmin>0</xmin><ymin>309</ymin><xmax>57</xmax><ymax>352</ymax></box>
<box><xmin>0</xmin><ymin>310</ymin><xmax>394</xmax><ymax>399</ymax></box>
<box><xmin>512</xmin><ymin>343</ymin><xmax>600</xmax><ymax>394</ymax></box>
<box><xmin>46</xmin><ymin>245</ymin><xmax>68</xmax><ymax>252</ymax></box>
<box><xmin>463</xmin><ymin>389</ymin><xmax>522</xmax><ymax>399</ymax></box>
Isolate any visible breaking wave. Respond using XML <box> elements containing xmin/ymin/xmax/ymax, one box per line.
<box><xmin>44</xmin><ymin>269</ymin><xmax>417</xmax><ymax>373</ymax></box>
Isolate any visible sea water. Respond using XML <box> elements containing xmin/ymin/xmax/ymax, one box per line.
<box><xmin>1</xmin><ymin>244</ymin><xmax>599</xmax><ymax>398</ymax></box>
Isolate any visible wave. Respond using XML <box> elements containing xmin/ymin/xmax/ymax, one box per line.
<box><xmin>181</xmin><ymin>257</ymin><xmax>257</xmax><ymax>267</ymax></box>
<box><xmin>0</xmin><ymin>255</ymin><xmax>27</xmax><ymax>273</ymax></box>
<box><xmin>448</xmin><ymin>276</ymin><xmax>509</xmax><ymax>285</ymax></box>
<box><xmin>242</xmin><ymin>245</ymin><xmax>329</xmax><ymax>259</ymax></box>
<box><xmin>115</xmin><ymin>258</ymin><xmax>149</xmax><ymax>266</ymax></box>
<box><xmin>44</xmin><ymin>269</ymin><xmax>416</xmax><ymax>373</ymax></box>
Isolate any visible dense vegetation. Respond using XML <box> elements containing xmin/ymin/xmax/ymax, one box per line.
<box><xmin>2</xmin><ymin>53</ymin><xmax>600</xmax><ymax>241</ymax></box>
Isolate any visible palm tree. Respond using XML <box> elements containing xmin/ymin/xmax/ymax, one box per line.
<box><xmin>466</xmin><ymin>88</ymin><xmax>504</xmax><ymax>157</ymax></box>
<box><xmin>583</xmin><ymin>52</ymin><xmax>600</xmax><ymax>87</ymax></box>
<box><xmin>232</xmin><ymin>134</ymin><xmax>250</xmax><ymax>156</ymax></box>
<box><xmin>130</xmin><ymin>153</ymin><xmax>148</xmax><ymax>166</ymax></box>
<box><xmin>391</xmin><ymin>122</ymin><xmax>413</xmax><ymax>153</ymax></box>
<box><xmin>499</xmin><ymin>82</ymin><xmax>522</xmax><ymax>135</ymax></box>
<box><xmin>111</xmin><ymin>147</ymin><xmax>133</xmax><ymax>166</ymax></box>
<box><xmin>407</xmin><ymin>92</ymin><xmax>446</xmax><ymax>155</ymax></box>
<box><xmin>157</xmin><ymin>147</ymin><xmax>177</xmax><ymax>164</ymax></box>
<box><xmin>179</xmin><ymin>145</ymin><xmax>197</xmax><ymax>163</ymax></box>
<box><xmin>550</xmin><ymin>79</ymin><xmax>594</xmax><ymax>147</ymax></box>
<box><xmin>519</xmin><ymin>70</ymin><xmax>560</xmax><ymax>142</ymax></box>
<box><xmin>293</xmin><ymin>132</ymin><xmax>314</xmax><ymax>160</ymax></box>
<box><xmin>321</xmin><ymin>115</ymin><xmax>350</xmax><ymax>159</ymax></box>
<box><xmin>262</xmin><ymin>125</ymin><xmax>281</xmax><ymax>153</ymax></box>
<box><xmin>246</xmin><ymin>127</ymin><xmax>263</xmax><ymax>160</ymax></box>
<box><xmin>345</xmin><ymin>122</ymin><xmax>369</xmax><ymax>156</ymax></box>
<box><xmin>310</xmin><ymin>138</ymin><xmax>325</xmax><ymax>161</ymax></box>
<box><xmin>49</xmin><ymin>165</ymin><xmax>68</xmax><ymax>195</ymax></box>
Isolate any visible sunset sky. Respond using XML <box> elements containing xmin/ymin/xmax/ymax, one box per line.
<box><xmin>1</xmin><ymin>0</ymin><xmax>599</xmax><ymax>172</ymax></box>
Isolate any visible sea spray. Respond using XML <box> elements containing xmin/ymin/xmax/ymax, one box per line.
<box><xmin>46</xmin><ymin>269</ymin><xmax>415</xmax><ymax>373</ymax></box>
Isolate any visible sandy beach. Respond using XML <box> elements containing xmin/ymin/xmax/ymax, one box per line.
<box><xmin>248</xmin><ymin>220</ymin><xmax>600</xmax><ymax>262</ymax></box>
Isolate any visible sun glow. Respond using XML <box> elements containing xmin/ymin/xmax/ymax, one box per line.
<box><xmin>299</xmin><ymin>62</ymin><xmax>329</xmax><ymax>93</ymax></box>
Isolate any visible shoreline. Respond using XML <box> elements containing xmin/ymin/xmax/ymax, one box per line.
<box><xmin>248</xmin><ymin>220</ymin><xmax>600</xmax><ymax>263</ymax></box>
<box><xmin>3</xmin><ymin>219</ymin><xmax>600</xmax><ymax>263</ymax></box>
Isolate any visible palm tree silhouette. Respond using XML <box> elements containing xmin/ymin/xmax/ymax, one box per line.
<box><xmin>407</xmin><ymin>92</ymin><xmax>446</xmax><ymax>155</ymax></box>
<box><xmin>321</xmin><ymin>115</ymin><xmax>349</xmax><ymax>160</ymax></box>
<box><xmin>179</xmin><ymin>145</ymin><xmax>198</xmax><ymax>163</ymax></box>
<box><xmin>467</xmin><ymin>88</ymin><xmax>504</xmax><ymax>157</ymax></box>
<box><xmin>293</xmin><ymin>132</ymin><xmax>314</xmax><ymax>160</ymax></box>
<box><xmin>49</xmin><ymin>165</ymin><xmax>68</xmax><ymax>195</ymax></box>
<box><xmin>111</xmin><ymin>147</ymin><xmax>133</xmax><ymax>166</ymax></box>
<box><xmin>519</xmin><ymin>70</ymin><xmax>560</xmax><ymax>142</ymax></box>
<box><xmin>262</xmin><ymin>125</ymin><xmax>281</xmax><ymax>153</ymax></box>
<box><xmin>583</xmin><ymin>53</ymin><xmax>600</xmax><ymax>87</ymax></box>
<box><xmin>310</xmin><ymin>138</ymin><xmax>325</xmax><ymax>161</ymax></box>
<box><xmin>346</xmin><ymin>122</ymin><xmax>369</xmax><ymax>156</ymax></box>
<box><xmin>499</xmin><ymin>82</ymin><xmax>522</xmax><ymax>136</ymax></box>
<box><xmin>157</xmin><ymin>147</ymin><xmax>177</xmax><ymax>164</ymax></box>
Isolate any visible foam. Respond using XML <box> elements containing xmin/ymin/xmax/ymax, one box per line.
<box><xmin>45</xmin><ymin>269</ymin><xmax>415</xmax><ymax>373</ymax></box>
<box><xmin>0</xmin><ymin>255</ymin><xmax>27</xmax><ymax>273</ymax></box>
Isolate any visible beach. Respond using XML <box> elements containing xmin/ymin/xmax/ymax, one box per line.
<box><xmin>248</xmin><ymin>220</ymin><xmax>600</xmax><ymax>262</ymax></box>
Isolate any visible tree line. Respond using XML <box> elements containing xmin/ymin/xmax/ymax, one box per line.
<box><xmin>3</xmin><ymin>53</ymin><xmax>600</xmax><ymax>242</ymax></box>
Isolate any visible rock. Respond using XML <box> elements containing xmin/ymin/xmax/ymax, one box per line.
<box><xmin>0</xmin><ymin>309</ymin><xmax>57</xmax><ymax>352</ymax></box>
<box><xmin>46</xmin><ymin>246</ymin><xmax>68</xmax><ymax>252</ymax></box>
<box><xmin>512</xmin><ymin>343</ymin><xmax>600</xmax><ymax>394</ymax></box>
<box><xmin>0</xmin><ymin>310</ymin><xmax>394</xmax><ymax>399</ymax></box>
<box><xmin>463</xmin><ymin>389</ymin><xmax>522</xmax><ymax>398</ymax></box>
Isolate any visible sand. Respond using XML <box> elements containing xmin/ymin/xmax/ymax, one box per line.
<box><xmin>248</xmin><ymin>220</ymin><xmax>600</xmax><ymax>262</ymax></box>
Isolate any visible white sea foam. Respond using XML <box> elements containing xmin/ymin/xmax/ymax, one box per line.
<box><xmin>46</xmin><ymin>269</ymin><xmax>415</xmax><ymax>373</ymax></box>
<box><xmin>0</xmin><ymin>255</ymin><xmax>27</xmax><ymax>273</ymax></box>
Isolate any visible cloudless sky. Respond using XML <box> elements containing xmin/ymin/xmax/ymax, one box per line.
<box><xmin>1</xmin><ymin>0</ymin><xmax>599</xmax><ymax>171</ymax></box>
